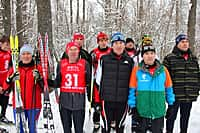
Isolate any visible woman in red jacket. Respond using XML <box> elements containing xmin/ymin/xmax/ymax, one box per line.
<box><xmin>1</xmin><ymin>44</ymin><xmax>43</xmax><ymax>133</ymax></box>
<box><xmin>0</xmin><ymin>36</ymin><xmax>12</xmax><ymax>123</ymax></box>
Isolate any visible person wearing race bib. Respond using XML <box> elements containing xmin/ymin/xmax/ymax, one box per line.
<box><xmin>48</xmin><ymin>41</ymin><xmax>91</xmax><ymax>133</ymax></box>
<box><xmin>0</xmin><ymin>36</ymin><xmax>12</xmax><ymax>124</ymax></box>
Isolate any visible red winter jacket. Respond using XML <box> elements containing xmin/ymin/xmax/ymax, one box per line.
<box><xmin>0</xmin><ymin>49</ymin><xmax>11</xmax><ymax>86</ymax></box>
<box><xmin>3</xmin><ymin>60</ymin><xmax>43</xmax><ymax>109</ymax></box>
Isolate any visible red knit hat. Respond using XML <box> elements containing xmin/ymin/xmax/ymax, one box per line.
<box><xmin>66</xmin><ymin>41</ymin><xmax>80</xmax><ymax>53</ymax></box>
<box><xmin>97</xmin><ymin>32</ymin><xmax>108</xmax><ymax>42</ymax></box>
<box><xmin>73</xmin><ymin>33</ymin><xmax>84</xmax><ymax>41</ymax></box>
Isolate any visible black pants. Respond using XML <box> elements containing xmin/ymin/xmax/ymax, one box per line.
<box><xmin>137</xmin><ymin>116</ymin><xmax>164</xmax><ymax>133</ymax></box>
<box><xmin>60</xmin><ymin>106</ymin><xmax>85</xmax><ymax>133</ymax></box>
<box><xmin>0</xmin><ymin>94</ymin><xmax>9</xmax><ymax>117</ymax></box>
<box><xmin>101</xmin><ymin>102</ymin><xmax>127</xmax><ymax>133</ymax></box>
<box><xmin>166</xmin><ymin>101</ymin><xmax>192</xmax><ymax>133</ymax></box>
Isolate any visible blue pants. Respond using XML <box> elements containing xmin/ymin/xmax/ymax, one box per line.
<box><xmin>13</xmin><ymin>109</ymin><xmax>40</xmax><ymax>133</ymax></box>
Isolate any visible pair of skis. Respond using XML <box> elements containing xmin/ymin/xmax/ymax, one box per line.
<box><xmin>10</xmin><ymin>35</ymin><xmax>28</xmax><ymax>132</ymax></box>
<box><xmin>38</xmin><ymin>33</ymin><xmax>55</xmax><ymax>132</ymax></box>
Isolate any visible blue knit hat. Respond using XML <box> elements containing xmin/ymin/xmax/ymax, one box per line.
<box><xmin>111</xmin><ymin>32</ymin><xmax>125</xmax><ymax>45</ymax></box>
<box><xmin>20</xmin><ymin>44</ymin><xmax>33</xmax><ymax>55</ymax></box>
<box><xmin>175</xmin><ymin>34</ymin><xmax>188</xmax><ymax>45</ymax></box>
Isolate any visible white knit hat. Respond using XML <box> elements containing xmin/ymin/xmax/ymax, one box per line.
<box><xmin>20</xmin><ymin>44</ymin><xmax>33</xmax><ymax>55</ymax></box>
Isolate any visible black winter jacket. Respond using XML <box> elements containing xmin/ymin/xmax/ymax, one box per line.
<box><xmin>163</xmin><ymin>46</ymin><xmax>200</xmax><ymax>102</ymax></box>
<box><xmin>97</xmin><ymin>50</ymin><xmax>134</xmax><ymax>102</ymax></box>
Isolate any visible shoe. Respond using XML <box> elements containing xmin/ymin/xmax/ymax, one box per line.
<box><xmin>110</xmin><ymin>121</ymin><xmax>115</xmax><ymax>129</ymax></box>
<box><xmin>93</xmin><ymin>122</ymin><xmax>100</xmax><ymax>132</ymax></box>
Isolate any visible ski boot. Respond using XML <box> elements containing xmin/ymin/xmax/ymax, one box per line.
<box><xmin>93</xmin><ymin>122</ymin><xmax>100</xmax><ymax>132</ymax></box>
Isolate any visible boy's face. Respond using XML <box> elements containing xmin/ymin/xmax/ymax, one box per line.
<box><xmin>74</xmin><ymin>38</ymin><xmax>84</xmax><ymax>47</ymax></box>
<box><xmin>98</xmin><ymin>38</ymin><xmax>108</xmax><ymax>48</ymax></box>
<box><xmin>143</xmin><ymin>51</ymin><xmax>156</xmax><ymax>65</ymax></box>
<box><xmin>126</xmin><ymin>42</ymin><xmax>135</xmax><ymax>49</ymax></box>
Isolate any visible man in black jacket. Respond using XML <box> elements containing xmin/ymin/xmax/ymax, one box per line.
<box><xmin>96</xmin><ymin>32</ymin><xmax>134</xmax><ymax>133</ymax></box>
<box><xmin>163</xmin><ymin>34</ymin><xmax>200</xmax><ymax>133</ymax></box>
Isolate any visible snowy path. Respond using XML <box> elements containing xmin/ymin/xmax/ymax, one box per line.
<box><xmin>1</xmin><ymin>92</ymin><xmax>200</xmax><ymax>133</ymax></box>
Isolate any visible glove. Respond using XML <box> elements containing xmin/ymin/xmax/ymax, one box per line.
<box><xmin>93</xmin><ymin>102</ymin><xmax>102</xmax><ymax>113</ymax></box>
<box><xmin>32</xmin><ymin>69</ymin><xmax>41</xmax><ymax>80</ymax></box>
<box><xmin>128</xmin><ymin>107</ymin><xmax>137</xmax><ymax>115</ymax></box>
<box><xmin>165</xmin><ymin>105</ymin><xmax>174</xmax><ymax>119</ymax></box>
<box><xmin>128</xmin><ymin>107</ymin><xmax>140</xmax><ymax>120</ymax></box>
<box><xmin>6</xmin><ymin>71</ymin><xmax>20</xmax><ymax>83</ymax></box>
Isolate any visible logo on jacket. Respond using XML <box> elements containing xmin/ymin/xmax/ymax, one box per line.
<box><xmin>123</xmin><ymin>60</ymin><xmax>129</xmax><ymax>64</ymax></box>
<box><xmin>140</xmin><ymin>73</ymin><xmax>149</xmax><ymax>82</ymax></box>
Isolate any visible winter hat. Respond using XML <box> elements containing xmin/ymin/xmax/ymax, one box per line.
<box><xmin>20</xmin><ymin>44</ymin><xmax>33</xmax><ymax>55</ymax></box>
<box><xmin>111</xmin><ymin>32</ymin><xmax>125</xmax><ymax>45</ymax></box>
<box><xmin>142</xmin><ymin>34</ymin><xmax>152</xmax><ymax>45</ymax></box>
<box><xmin>126</xmin><ymin>38</ymin><xmax>134</xmax><ymax>44</ymax></box>
<box><xmin>66</xmin><ymin>41</ymin><xmax>80</xmax><ymax>54</ymax></box>
<box><xmin>73</xmin><ymin>32</ymin><xmax>84</xmax><ymax>41</ymax></box>
<box><xmin>175</xmin><ymin>34</ymin><xmax>188</xmax><ymax>45</ymax></box>
<box><xmin>141</xmin><ymin>44</ymin><xmax>155</xmax><ymax>57</ymax></box>
<box><xmin>97</xmin><ymin>32</ymin><xmax>108</xmax><ymax>42</ymax></box>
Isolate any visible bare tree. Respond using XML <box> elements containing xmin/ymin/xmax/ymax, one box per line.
<box><xmin>1</xmin><ymin>0</ymin><xmax>11</xmax><ymax>35</ymax></box>
<box><xmin>70</xmin><ymin>0</ymin><xmax>73</xmax><ymax>34</ymax></box>
<box><xmin>76</xmin><ymin>0</ymin><xmax>80</xmax><ymax>31</ymax></box>
<box><xmin>187</xmin><ymin>0</ymin><xmax>197</xmax><ymax>54</ymax></box>
<box><xmin>16</xmin><ymin>0</ymin><xmax>25</xmax><ymax>47</ymax></box>
<box><xmin>104</xmin><ymin>0</ymin><xmax>111</xmax><ymax>33</ymax></box>
<box><xmin>36</xmin><ymin>0</ymin><xmax>53</xmax><ymax>48</ymax></box>
<box><xmin>175</xmin><ymin>0</ymin><xmax>180</xmax><ymax>34</ymax></box>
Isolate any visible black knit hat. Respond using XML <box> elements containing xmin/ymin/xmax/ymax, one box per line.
<box><xmin>141</xmin><ymin>44</ymin><xmax>156</xmax><ymax>57</ymax></box>
<box><xmin>125</xmin><ymin>38</ymin><xmax>134</xmax><ymax>44</ymax></box>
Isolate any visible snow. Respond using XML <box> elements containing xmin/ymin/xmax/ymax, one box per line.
<box><xmin>1</xmin><ymin>92</ymin><xmax>200</xmax><ymax>133</ymax></box>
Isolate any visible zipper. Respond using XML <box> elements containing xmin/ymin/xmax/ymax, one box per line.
<box><xmin>23</xmin><ymin>68</ymin><xmax>28</xmax><ymax>109</ymax></box>
<box><xmin>115</xmin><ymin>60</ymin><xmax>119</xmax><ymax>101</ymax></box>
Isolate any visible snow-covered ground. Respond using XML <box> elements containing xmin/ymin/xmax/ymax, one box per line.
<box><xmin>1</xmin><ymin>91</ymin><xmax>200</xmax><ymax>133</ymax></box>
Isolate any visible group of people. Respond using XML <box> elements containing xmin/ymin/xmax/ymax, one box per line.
<box><xmin>0</xmin><ymin>32</ymin><xmax>199</xmax><ymax>133</ymax></box>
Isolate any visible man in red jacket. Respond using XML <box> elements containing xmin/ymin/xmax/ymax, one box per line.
<box><xmin>90</xmin><ymin>32</ymin><xmax>111</xmax><ymax>131</ymax></box>
<box><xmin>0</xmin><ymin>44</ymin><xmax>43</xmax><ymax>133</ymax></box>
<box><xmin>48</xmin><ymin>41</ymin><xmax>91</xmax><ymax>133</ymax></box>
<box><xmin>0</xmin><ymin>36</ymin><xmax>12</xmax><ymax>123</ymax></box>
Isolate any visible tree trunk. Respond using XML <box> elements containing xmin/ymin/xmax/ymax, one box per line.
<box><xmin>70</xmin><ymin>0</ymin><xmax>73</xmax><ymax>34</ymax></box>
<box><xmin>138</xmin><ymin>0</ymin><xmax>144</xmax><ymax>36</ymax></box>
<box><xmin>76</xmin><ymin>0</ymin><xmax>79</xmax><ymax>31</ymax></box>
<box><xmin>82</xmin><ymin>0</ymin><xmax>85</xmax><ymax>32</ymax></box>
<box><xmin>36</xmin><ymin>0</ymin><xmax>53</xmax><ymax>48</ymax></box>
<box><xmin>175</xmin><ymin>0</ymin><xmax>179</xmax><ymax>34</ymax></box>
<box><xmin>16</xmin><ymin>0</ymin><xmax>24</xmax><ymax>47</ymax></box>
<box><xmin>76</xmin><ymin>0</ymin><xmax>79</xmax><ymax>24</ymax></box>
<box><xmin>2</xmin><ymin>0</ymin><xmax>11</xmax><ymax>35</ymax></box>
<box><xmin>104</xmin><ymin>0</ymin><xmax>111</xmax><ymax>33</ymax></box>
<box><xmin>187</xmin><ymin>0</ymin><xmax>197</xmax><ymax>54</ymax></box>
